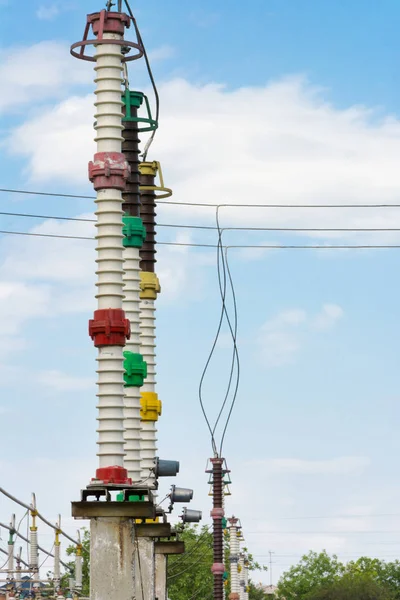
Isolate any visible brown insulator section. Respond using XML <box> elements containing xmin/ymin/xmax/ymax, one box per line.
<box><xmin>122</xmin><ymin>108</ymin><xmax>141</xmax><ymax>217</ymax></box>
<box><xmin>212</xmin><ymin>458</ymin><xmax>224</xmax><ymax>600</ymax></box>
<box><xmin>139</xmin><ymin>172</ymin><xmax>157</xmax><ymax>272</ymax></box>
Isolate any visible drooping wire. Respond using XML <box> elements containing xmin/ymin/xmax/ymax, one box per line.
<box><xmin>167</xmin><ymin>549</ymin><xmax>212</xmax><ymax>581</ymax></box>
<box><xmin>0</xmin><ymin>511</ymin><xmax>29</xmax><ymax>571</ymax></box>
<box><xmin>123</xmin><ymin>0</ymin><xmax>159</xmax><ymax>160</ymax></box>
<box><xmin>168</xmin><ymin>526</ymin><xmax>211</xmax><ymax>572</ymax></box>
<box><xmin>198</xmin><ymin>206</ymin><xmax>240</xmax><ymax>455</ymax></box>
<box><xmin>211</xmin><ymin>213</ymin><xmax>239</xmax><ymax>443</ymax></box>
<box><xmin>219</xmin><ymin>247</ymin><xmax>240</xmax><ymax>455</ymax></box>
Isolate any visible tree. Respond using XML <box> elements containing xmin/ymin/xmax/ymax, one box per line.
<box><xmin>306</xmin><ymin>573</ymin><xmax>394</xmax><ymax>600</ymax></box>
<box><xmin>276</xmin><ymin>551</ymin><xmax>344</xmax><ymax>600</ymax></box>
<box><xmin>249</xmin><ymin>582</ymin><xmax>270</xmax><ymax>599</ymax></box>
<box><xmin>63</xmin><ymin>525</ymin><xmax>266</xmax><ymax>599</ymax></box>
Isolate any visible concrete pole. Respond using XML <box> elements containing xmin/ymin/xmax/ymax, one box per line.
<box><xmin>155</xmin><ymin>554</ymin><xmax>167</xmax><ymax>600</ymax></box>
<box><xmin>91</xmin><ymin>518</ymin><xmax>136</xmax><ymax>600</ymax></box>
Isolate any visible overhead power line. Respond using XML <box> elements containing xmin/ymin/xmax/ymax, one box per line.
<box><xmin>2</xmin><ymin>187</ymin><xmax>400</xmax><ymax>209</ymax></box>
<box><xmin>0</xmin><ymin>487</ymin><xmax>79</xmax><ymax>546</ymax></box>
<box><xmin>1</xmin><ymin>229</ymin><xmax>400</xmax><ymax>250</ymax></box>
<box><xmin>4</xmin><ymin>209</ymin><xmax>400</xmax><ymax>233</ymax></box>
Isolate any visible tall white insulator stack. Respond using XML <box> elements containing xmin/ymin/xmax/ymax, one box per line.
<box><xmin>92</xmin><ymin>25</ymin><xmax>127</xmax><ymax>472</ymax></box>
<box><xmin>228</xmin><ymin>518</ymin><xmax>240</xmax><ymax>599</ymax></box>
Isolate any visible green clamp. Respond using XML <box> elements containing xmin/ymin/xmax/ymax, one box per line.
<box><xmin>221</xmin><ymin>517</ymin><xmax>227</xmax><ymax>530</ymax></box>
<box><xmin>223</xmin><ymin>572</ymin><xmax>229</xmax><ymax>581</ymax></box>
<box><xmin>122</xmin><ymin>89</ymin><xmax>158</xmax><ymax>132</ymax></box>
<box><xmin>123</xmin><ymin>216</ymin><xmax>146</xmax><ymax>248</ymax></box>
<box><xmin>123</xmin><ymin>351</ymin><xmax>147</xmax><ymax>387</ymax></box>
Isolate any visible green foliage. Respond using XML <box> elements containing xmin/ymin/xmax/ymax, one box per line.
<box><xmin>167</xmin><ymin>525</ymin><xmax>214</xmax><ymax>600</ymax></box>
<box><xmin>276</xmin><ymin>551</ymin><xmax>344</xmax><ymax>599</ymax></box>
<box><xmin>276</xmin><ymin>551</ymin><xmax>400</xmax><ymax>600</ymax></box>
<box><xmin>62</xmin><ymin>525</ymin><xmax>266</xmax><ymax>600</ymax></box>
<box><xmin>249</xmin><ymin>582</ymin><xmax>270</xmax><ymax>599</ymax></box>
<box><xmin>306</xmin><ymin>573</ymin><xmax>394</xmax><ymax>600</ymax></box>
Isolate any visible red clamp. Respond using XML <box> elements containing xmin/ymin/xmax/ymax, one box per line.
<box><xmin>89</xmin><ymin>10</ymin><xmax>130</xmax><ymax>37</ymax></box>
<box><xmin>89</xmin><ymin>152</ymin><xmax>130</xmax><ymax>191</ymax></box>
<box><xmin>211</xmin><ymin>507</ymin><xmax>225</xmax><ymax>519</ymax></box>
<box><xmin>94</xmin><ymin>465</ymin><xmax>132</xmax><ymax>485</ymax></box>
<box><xmin>211</xmin><ymin>563</ymin><xmax>225</xmax><ymax>575</ymax></box>
<box><xmin>89</xmin><ymin>308</ymin><xmax>131</xmax><ymax>347</ymax></box>
<box><xmin>70</xmin><ymin>10</ymin><xmax>143</xmax><ymax>63</ymax></box>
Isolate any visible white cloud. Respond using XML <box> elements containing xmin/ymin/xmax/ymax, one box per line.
<box><xmin>313</xmin><ymin>304</ymin><xmax>344</xmax><ymax>331</ymax></box>
<box><xmin>259</xmin><ymin>304</ymin><xmax>344</xmax><ymax>366</ymax></box>
<box><xmin>37</xmin><ymin>370</ymin><xmax>94</xmax><ymax>392</ymax></box>
<box><xmin>36</xmin><ymin>4</ymin><xmax>60</xmax><ymax>20</ymax></box>
<box><xmin>259</xmin><ymin>456</ymin><xmax>370</xmax><ymax>475</ymax></box>
<box><xmin>8</xmin><ymin>76</ymin><xmax>400</xmax><ymax>247</ymax></box>
<box><xmin>0</xmin><ymin>42</ymin><xmax>90</xmax><ymax>114</ymax></box>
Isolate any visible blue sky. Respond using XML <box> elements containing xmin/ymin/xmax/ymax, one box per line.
<box><xmin>1</xmin><ymin>0</ymin><xmax>400</xmax><ymax>587</ymax></box>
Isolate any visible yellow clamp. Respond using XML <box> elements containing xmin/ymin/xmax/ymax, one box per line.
<box><xmin>134</xmin><ymin>517</ymin><xmax>160</xmax><ymax>524</ymax></box>
<box><xmin>55</xmin><ymin>529</ymin><xmax>61</xmax><ymax>546</ymax></box>
<box><xmin>76</xmin><ymin>544</ymin><xmax>82</xmax><ymax>557</ymax></box>
<box><xmin>238</xmin><ymin>564</ymin><xmax>242</xmax><ymax>573</ymax></box>
<box><xmin>140</xmin><ymin>392</ymin><xmax>162</xmax><ymax>421</ymax></box>
<box><xmin>139</xmin><ymin>161</ymin><xmax>173</xmax><ymax>199</ymax></box>
<box><xmin>140</xmin><ymin>272</ymin><xmax>161</xmax><ymax>300</ymax></box>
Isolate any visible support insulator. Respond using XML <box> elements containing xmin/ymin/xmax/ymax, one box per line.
<box><xmin>210</xmin><ymin>458</ymin><xmax>225</xmax><ymax>600</ymax></box>
<box><xmin>75</xmin><ymin>546</ymin><xmax>83</xmax><ymax>592</ymax></box>
<box><xmin>139</xmin><ymin>165</ymin><xmax>157</xmax><ymax>272</ymax></box>
<box><xmin>122</xmin><ymin>91</ymin><xmax>142</xmax><ymax>217</ymax></box>
<box><xmin>71</xmin><ymin>6</ymin><xmax>135</xmax><ymax>478</ymax></box>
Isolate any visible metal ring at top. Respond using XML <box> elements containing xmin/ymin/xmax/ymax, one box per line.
<box><xmin>70</xmin><ymin>38</ymin><xmax>143</xmax><ymax>62</ymax></box>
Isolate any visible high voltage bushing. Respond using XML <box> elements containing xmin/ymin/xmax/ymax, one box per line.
<box><xmin>70</xmin><ymin>10</ymin><xmax>143</xmax><ymax>63</ymax></box>
<box><xmin>71</xmin><ymin>7</ymin><xmax>140</xmax><ymax>485</ymax></box>
<box><xmin>139</xmin><ymin>161</ymin><xmax>172</xmax><ymax>272</ymax></box>
<box><xmin>122</xmin><ymin>90</ymin><xmax>142</xmax><ymax>217</ymax></box>
<box><xmin>210</xmin><ymin>458</ymin><xmax>225</xmax><ymax>600</ymax></box>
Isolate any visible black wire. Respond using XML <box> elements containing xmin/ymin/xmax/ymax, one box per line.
<box><xmin>211</xmin><ymin>211</ymin><xmax>238</xmax><ymax>439</ymax></box>
<box><xmin>219</xmin><ymin>247</ymin><xmax>240</xmax><ymax>455</ymax></box>
<box><xmin>167</xmin><ymin>549</ymin><xmax>212</xmax><ymax>581</ymax></box>
<box><xmin>168</xmin><ymin>526</ymin><xmax>211</xmax><ymax>572</ymax></box>
<box><xmin>124</xmin><ymin>0</ymin><xmax>159</xmax><ymax>160</ymax></box>
<box><xmin>2</xmin><ymin>229</ymin><xmax>400</xmax><ymax>250</ymax></box>
<box><xmin>5</xmin><ymin>186</ymin><xmax>400</xmax><ymax>209</ymax></box>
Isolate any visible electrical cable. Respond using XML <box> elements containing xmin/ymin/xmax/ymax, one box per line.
<box><xmin>0</xmin><ymin>510</ymin><xmax>28</xmax><ymax>572</ymax></box>
<box><xmin>4</xmin><ymin>186</ymin><xmax>400</xmax><ymax>209</ymax></box>
<box><xmin>168</xmin><ymin>526</ymin><xmax>211</xmax><ymax>572</ymax></box>
<box><xmin>2</xmin><ymin>229</ymin><xmax>400</xmax><ymax>250</ymax></box>
<box><xmin>0</xmin><ymin>522</ymin><xmax>71</xmax><ymax>571</ymax></box>
<box><xmin>0</xmin><ymin>548</ymin><xmax>29</xmax><ymax>569</ymax></box>
<box><xmin>7</xmin><ymin>209</ymin><xmax>400</xmax><ymax>234</ymax></box>
<box><xmin>123</xmin><ymin>0</ymin><xmax>159</xmax><ymax>160</ymax></box>
<box><xmin>167</xmin><ymin>549</ymin><xmax>213</xmax><ymax>581</ymax></box>
<box><xmin>0</xmin><ymin>488</ymin><xmax>79</xmax><ymax>546</ymax></box>
<box><xmin>219</xmin><ymin>247</ymin><xmax>240</xmax><ymax>455</ymax></box>
<box><xmin>211</xmin><ymin>211</ymin><xmax>239</xmax><ymax>448</ymax></box>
